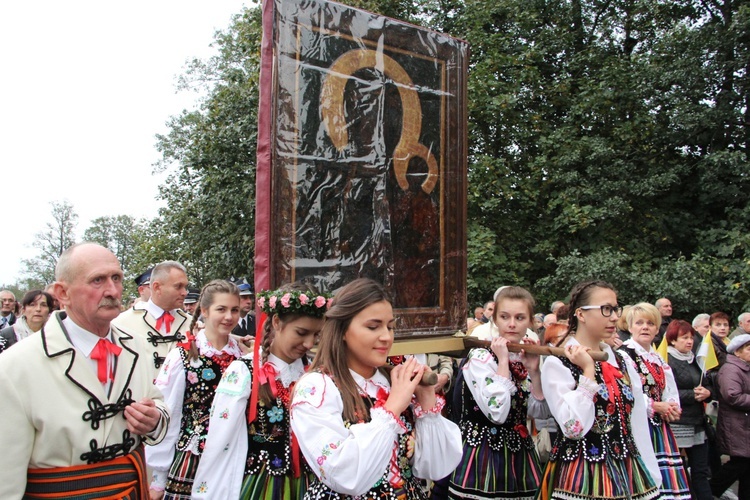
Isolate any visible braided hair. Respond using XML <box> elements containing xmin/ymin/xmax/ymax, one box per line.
<box><xmin>257</xmin><ymin>281</ymin><xmax>322</xmax><ymax>405</ymax></box>
<box><xmin>187</xmin><ymin>279</ymin><xmax>240</xmax><ymax>360</ymax></box>
<box><xmin>556</xmin><ymin>280</ymin><xmax>617</xmax><ymax>347</ymax></box>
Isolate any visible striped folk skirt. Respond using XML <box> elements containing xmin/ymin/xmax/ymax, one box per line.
<box><xmin>165</xmin><ymin>449</ymin><xmax>201</xmax><ymax>500</ymax></box>
<box><xmin>650</xmin><ymin>420</ymin><xmax>691</xmax><ymax>499</ymax></box>
<box><xmin>448</xmin><ymin>441</ymin><xmax>542</xmax><ymax>499</ymax></box>
<box><xmin>240</xmin><ymin>462</ymin><xmax>311</xmax><ymax>500</ymax></box>
<box><xmin>538</xmin><ymin>451</ymin><xmax>660</xmax><ymax>500</ymax></box>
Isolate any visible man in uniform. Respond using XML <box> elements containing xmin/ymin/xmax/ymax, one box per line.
<box><xmin>183</xmin><ymin>288</ymin><xmax>199</xmax><ymax>316</ymax></box>
<box><xmin>134</xmin><ymin>268</ymin><xmax>153</xmax><ymax>303</ymax></box>
<box><xmin>113</xmin><ymin>261</ymin><xmax>191</xmax><ymax>378</ymax></box>
<box><xmin>0</xmin><ymin>242</ymin><xmax>168</xmax><ymax>499</ymax></box>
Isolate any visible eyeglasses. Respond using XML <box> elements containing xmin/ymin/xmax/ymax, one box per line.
<box><xmin>579</xmin><ymin>304</ymin><xmax>623</xmax><ymax>317</ymax></box>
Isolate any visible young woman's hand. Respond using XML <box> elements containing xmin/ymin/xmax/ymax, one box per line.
<box><xmin>520</xmin><ymin>338</ymin><xmax>541</xmax><ymax>373</ymax></box>
<box><xmin>490</xmin><ymin>336</ymin><xmax>510</xmax><ymax>364</ymax></box>
<box><xmin>384</xmin><ymin>358</ymin><xmax>424</xmax><ymax>416</ymax></box>
<box><xmin>565</xmin><ymin>344</ymin><xmax>595</xmax><ymax>380</ymax></box>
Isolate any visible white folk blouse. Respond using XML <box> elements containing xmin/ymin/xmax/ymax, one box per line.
<box><xmin>290</xmin><ymin>368</ymin><xmax>462</xmax><ymax>497</ymax></box>
<box><xmin>540</xmin><ymin>337</ymin><xmax>662</xmax><ymax>488</ymax></box>
<box><xmin>147</xmin><ymin>330</ymin><xmax>243</xmax><ymax>489</ymax></box>
<box><xmin>191</xmin><ymin>353</ymin><xmax>305</xmax><ymax>498</ymax></box>
<box><xmin>462</xmin><ymin>348</ymin><xmax>550</xmax><ymax>423</ymax></box>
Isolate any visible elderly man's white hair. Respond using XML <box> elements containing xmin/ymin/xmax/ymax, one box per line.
<box><xmin>692</xmin><ymin>313</ymin><xmax>710</xmax><ymax>328</ymax></box>
<box><xmin>737</xmin><ymin>312</ymin><xmax>750</xmax><ymax>323</ymax></box>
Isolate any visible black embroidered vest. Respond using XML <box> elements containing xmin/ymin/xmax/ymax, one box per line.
<box><xmin>549</xmin><ymin>352</ymin><xmax>640</xmax><ymax>463</ymax></box>
<box><xmin>459</xmin><ymin>351</ymin><xmax>535</xmax><ymax>453</ymax></box>
<box><xmin>175</xmin><ymin>347</ymin><xmax>226</xmax><ymax>453</ymax></box>
<box><xmin>244</xmin><ymin>358</ymin><xmax>302</xmax><ymax>477</ymax></box>
<box><xmin>619</xmin><ymin>346</ymin><xmax>666</xmax><ymax>426</ymax></box>
<box><xmin>305</xmin><ymin>387</ymin><xmax>427</xmax><ymax>500</ymax></box>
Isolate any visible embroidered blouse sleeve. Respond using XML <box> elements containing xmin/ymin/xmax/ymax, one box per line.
<box><xmin>411</xmin><ymin>400</ymin><xmax>463</xmax><ymax>480</ymax></box>
<box><xmin>290</xmin><ymin>372</ymin><xmax>404</xmax><ymax>496</ymax></box>
<box><xmin>462</xmin><ymin>348</ymin><xmax>516</xmax><ymax>424</ymax></box>
<box><xmin>541</xmin><ymin>355</ymin><xmax>599</xmax><ymax>439</ymax></box>
<box><xmin>148</xmin><ymin>347</ymin><xmax>186</xmax><ymax>490</ymax></box>
<box><xmin>661</xmin><ymin>360</ymin><xmax>680</xmax><ymax>406</ymax></box>
<box><xmin>192</xmin><ymin>359</ymin><xmax>251</xmax><ymax>499</ymax></box>
<box><xmin>621</xmin><ymin>354</ymin><xmax>662</xmax><ymax>488</ymax></box>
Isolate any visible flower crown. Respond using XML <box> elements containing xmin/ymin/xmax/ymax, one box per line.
<box><xmin>257</xmin><ymin>289</ymin><xmax>333</xmax><ymax>318</ymax></box>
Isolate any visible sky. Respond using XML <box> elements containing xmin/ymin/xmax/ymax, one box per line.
<box><xmin>0</xmin><ymin>1</ymin><xmax>250</xmax><ymax>286</ymax></box>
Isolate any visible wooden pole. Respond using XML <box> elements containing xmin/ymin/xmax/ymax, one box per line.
<box><xmin>463</xmin><ymin>336</ymin><xmax>609</xmax><ymax>362</ymax></box>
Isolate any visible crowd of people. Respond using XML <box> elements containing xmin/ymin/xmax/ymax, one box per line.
<box><xmin>0</xmin><ymin>243</ymin><xmax>749</xmax><ymax>500</ymax></box>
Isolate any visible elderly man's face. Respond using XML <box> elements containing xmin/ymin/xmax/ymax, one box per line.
<box><xmin>657</xmin><ymin>300</ymin><xmax>672</xmax><ymax>317</ymax></box>
<box><xmin>740</xmin><ymin>314</ymin><xmax>750</xmax><ymax>333</ymax></box>
<box><xmin>0</xmin><ymin>291</ymin><xmax>15</xmax><ymax>315</ymax></box>
<box><xmin>57</xmin><ymin>245</ymin><xmax>123</xmax><ymax>335</ymax></box>
<box><xmin>694</xmin><ymin>318</ymin><xmax>710</xmax><ymax>337</ymax></box>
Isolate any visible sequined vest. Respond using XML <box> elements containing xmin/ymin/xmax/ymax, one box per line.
<box><xmin>305</xmin><ymin>387</ymin><xmax>427</xmax><ymax>500</ymax></box>
<box><xmin>619</xmin><ymin>346</ymin><xmax>666</xmax><ymax>426</ymax></box>
<box><xmin>244</xmin><ymin>358</ymin><xmax>302</xmax><ymax>477</ymax></box>
<box><xmin>459</xmin><ymin>352</ymin><xmax>535</xmax><ymax>453</ymax></box>
<box><xmin>175</xmin><ymin>347</ymin><xmax>228</xmax><ymax>453</ymax></box>
<box><xmin>549</xmin><ymin>352</ymin><xmax>640</xmax><ymax>463</ymax></box>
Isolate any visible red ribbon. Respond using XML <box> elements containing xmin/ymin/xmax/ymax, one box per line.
<box><xmin>514</xmin><ymin>423</ymin><xmax>530</xmax><ymax>438</ymax></box>
<box><xmin>247</xmin><ymin>312</ymin><xmax>269</xmax><ymax>424</ymax></box>
<box><xmin>90</xmin><ymin>338</ymin><xmax>122</xmax><ymax>384</ymax></box>
<box><xmin>600</xmin><ymin>361</ymin><xmax>623</xmax><ymax>404</ymax></box>
<box><xmin>258</xmin><ymin>362</ymin><xmax>279</xmax><ymax>398</ymax></box>
<box><xmin>291</xmin><ymin>431</ymin><xmax>301</xmax><ymax>478</ymax></box>
<box><xmin>156</xmin><ymin>311</ymin><xmax>174</xmax><ymax>333</ymax></box>
<box><xmin>177</xmin><ymin>330</ymin><xmax>195</xmax><ymax>350</ymax></box>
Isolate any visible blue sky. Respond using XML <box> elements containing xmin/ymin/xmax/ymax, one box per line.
<box><xmin>0</xmin><ymin>1</ymin><xmax>250</xmax><ymax>285</ymax></box>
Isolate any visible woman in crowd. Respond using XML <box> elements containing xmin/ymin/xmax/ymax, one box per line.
<box><xmin>619</xmin><ymin>303</ymin><xmax>690</xmax><ymax>499</ymax></box>
<box><xmin>291</xmin><ymin>278</ymin><xmax>462</xmax><ymax>499</ymax></box>
<box><xmin>192</xmin><ymin>283</ymin><xmax>329</xmax><ymax>499</ymax></box>
<box><xmin>666</xmin><ymin>319</ymin><xmax>714</xmax><ymax>500</ymax></box>
<box><xmin>710</xmin><ymin>334</ymin><xmax>750</xmax><ymax>499</ymax></box>
<box><xmin>448</xmin><ymin>286</ymin><xmax>549</xmax><ymax>500</ymax></box>
<box><xmin>0</xmin><ymin>289</ymin><xmax>53</xmax><ymax>353</ymax></box>
<box><xmin>538</xmin><ymin>280</ymin><xmax>661</xmax><ymax>500</ymax></box>
<box><xmin>148</xmin><ymin>280</ymin><xmax>244</xmax><ymax>499</ymax></box>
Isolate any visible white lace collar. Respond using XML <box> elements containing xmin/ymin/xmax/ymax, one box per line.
<box><xmin>266</xmin><ymin>353</ymin><xmax>306</xmax><ymax>388</ymax></box>
<box><xmin>195</xmin><ymin>330</ymin><xmax>243</xmax><ymax>358</ymax></box>
<box><xmin>350</xmin><ymin>368</ymin><xmax>390</xmax><ymax>397</ymax></box>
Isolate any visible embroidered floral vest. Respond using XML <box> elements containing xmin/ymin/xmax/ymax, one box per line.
<box><xmin>243</xmin><ymin>358</ymin><xmax>302</xmax><ymax>477</ymax></box>
<box><xmin>619</xmin><ymin>346</ymin><xmax>667</xmax><ymax>426</ymax></box>
<box><xmin>175</xmin><ymin>347</ymin><xmax>232</xmax><ymax>453</ymax></box>
<box><xmin>549</xmin><ymin>352</ymin><xmax>640</xmax><ymax>463</ymax></box>
<box><xmin>459</xmin><ymin>352</ymin><xmax>534</xmax><ymax>453</ymax></box>
<box><xmin>305</xmin><ymin>388</ymin><xmax>427</xmax><ymax>500</ymax></box>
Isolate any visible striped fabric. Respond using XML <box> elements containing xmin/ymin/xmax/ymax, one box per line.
<box><xmin>238</xmin><ymin>461</ymin><xmax>311</xmax><ymax>500</ymax></box>
<box><xmin>164</xmin><ymin>449</ymin><xmax>200</xmax><ymax>500</ymax></box>
<box><xmin>650</xmin><ymin>420</ymin><xmax>691</xmax><ymax>499</ymax></box>
<box><xmin>25</xmin><ymin>446</ymin><xmax>148</xmax><ymax>499</ymax></box>
<box><xmin>448</xmin><ymin>441</ymin><xmax>541</xmax><ymax>499</ymax></box>
<box><xmin>538</xmin><ymin>452</ymin><xmax>660</xmax><ymax>500</ymax></box>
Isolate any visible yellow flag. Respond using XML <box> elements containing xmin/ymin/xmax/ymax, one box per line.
<box><xmin>696</xmin><ymin>330</ymin><xmax>719</xmax><ymax>373</ymax></box>
<box><xmin>656</xmin><ymin>335</ymin><xmax>669</xmax><ymax>362</ymax></box>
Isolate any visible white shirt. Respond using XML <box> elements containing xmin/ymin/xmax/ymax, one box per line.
<box><xmin>63</xmin><ymin>316</ymin><xmax>117</xmax><ymax>395</ymax></box>
<box><xmin>290</xmin><ymin>369</ymin><xmax>463</xmax><ymax>496</ymax></box>
<box><xmin>192</xmin><ymin>353</ymin><xmax>305</xmax><ymax>498</ymax></box>
<box><xmin>147</xmin><ymin>330</ymin><xmax>243</xmax><ymax>489</ymax></box>
<box><xmin>541</xmin><ymin>337</ymin><xmax>662</xmax><ymax>488</ymax></box>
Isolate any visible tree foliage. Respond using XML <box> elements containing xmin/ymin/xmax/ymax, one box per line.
<box><xmin>21</xmin><ymin>200</ymin><xmax>78</xmax><ymax>286</ymax></box>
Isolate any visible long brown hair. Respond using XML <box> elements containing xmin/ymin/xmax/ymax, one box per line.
<box><xmin>188</xmin><ymin>280</ymin><xmax>240</xmax><ymax>360</ymax></box>
<box><xmin>308</xmin><ymin>278</ymin><xmax>392</xmax><ymax>423</ymax></box>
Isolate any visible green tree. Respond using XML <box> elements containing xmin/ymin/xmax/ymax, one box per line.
<box><xmin>83</xmin><ymin>215</ymin><xmax>145</xmax><ymax>298</ymax></box>
<box><xmin>153</xmin><ymin>7</ymin><xmax>262</xmax><ymax>285</ymax></box>
<box><xmin>21</xmin><ymin>200</ymin><xmax>78</xmax><ymax>286</ymax></box>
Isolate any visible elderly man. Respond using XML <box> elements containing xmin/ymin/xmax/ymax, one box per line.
<box><xmin>0</xmin><ymin>289</ymin><xmax>17</xmax><ymax>329</ymax></box>
<box><xmin>655</xmin><ymin>297</ymin><xmax>673</xmax><ymax>345</ymax></box>
<box><xmin>0</xmin><ymin>243</ymin><xmax>168</xmax><ymax>499</ymax></box>
<box><xmin>729</xmin><ymin>312</ymin><xmax>750</xmax><ymax>340</ymax></box>
<box><xmin>113</xmin><ymin>261</ymin><xmax>190</xmax><ymax>378</ymax></box>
